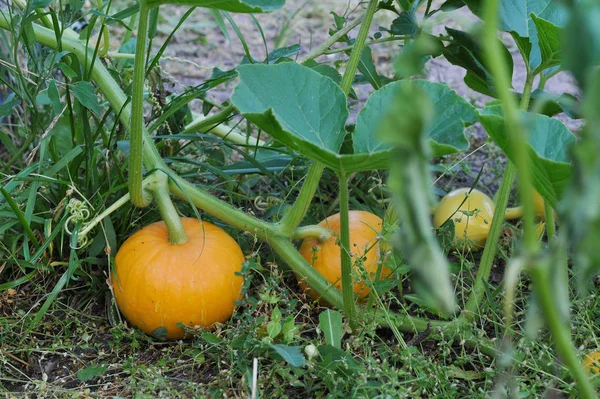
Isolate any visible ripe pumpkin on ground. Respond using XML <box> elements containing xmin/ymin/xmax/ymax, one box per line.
<box><xmin>433</xmin><ymin>188</ymin><xmax>494</xmax><ymax>250</ymax></box>
<box><xmin>111</xmin><ymin>217</ymin><xmax>244</xmax><ymax>340</ymax></box>
<box><xmin>298</xmin><ymin>210</ymin><xmax>392</xmax><ymax>301</ymax></box>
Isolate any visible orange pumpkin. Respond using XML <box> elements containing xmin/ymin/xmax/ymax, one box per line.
<box><xmin>298</xmin><ymin>211</ymin><xmax>391</xmax><ymax>301</ymax></box>
<box><xmin>111</xmin><ymin>218</ymin><xmax>244</xmax><ymax>339</ymax></box>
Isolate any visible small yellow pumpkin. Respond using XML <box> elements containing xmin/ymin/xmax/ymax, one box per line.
<box><xmin>433</xmin><ymin>188</ymin><xmax>495</xmax><ymax>250</ymax></box>
<box><xmin>111</xmin><ymin>218</ymin><xmax>244</xmax><ymax>339</ymax></box>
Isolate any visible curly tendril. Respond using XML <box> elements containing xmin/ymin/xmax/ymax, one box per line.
<box><xmin>65</xmin><ymin>199</ymin><xmax>91</xmax><ymax>248</ymax></box>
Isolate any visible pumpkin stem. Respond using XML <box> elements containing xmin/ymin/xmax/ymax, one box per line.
<box><xmin>292</xmin><ymin>225</ymin><xmax>332</xmax><ymax>242</ymax></box>
<box><xmin>151</xmin><ymin>172</ymin><xmax>188</xmax><ymax>245</ymax></box>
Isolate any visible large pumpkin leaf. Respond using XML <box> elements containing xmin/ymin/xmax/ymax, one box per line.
<box><xmin>463</xmin><ymin>0</ymin><xmax>570</xmax><ymax>70</ymax></box>
<box><xmin>478</xmin><ymin>106</ymin><xmax>576</xmax><ymax>206</ymax></box>
<box><xmin>145</xmin><ymin>0</ymin><xmax>283</xmax><ymax>12</ymax></box>
<box><xmin>353</xmin><ymin>80</ymin><xmax>475</xmax><ymax>157</ymax></box>
<box><xmin>231</xmin><ymin>62</ymin><xmax>349</xmax><ymax>167</ymax></box>
<box><xmin>232</xmin><ymin>65</ymin><xmax>473</xmax><ymax>172</ymax></box>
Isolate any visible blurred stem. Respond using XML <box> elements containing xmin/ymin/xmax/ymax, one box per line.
<box><xmin>530</xmin><ymin>264</ymin><xmax>596</xmax><ymax>399</ymax></box>
<box><xmin>129</xmin><ymin>3</ymin><xmax>152</xmax><ymax>208</ymax></box>
<box><xmin>544</xmin><ymin>201</ymin><xmax>556</xmax><ymax>239</ymax></box>
<box><xmin>277</xmin><ymin>163</ymin><xmax>325</xmax><ymax>235</ymax></box>
<box><xmin>481</xmin><ymin>2</ymin><xmax>593</xmax><ymax>397</ymax></box>
<box><xmin>483</xmin><ymin>2</ymin><xmax>537</xmax><ymax>254</ymax></box>
<box><xmin>463</xmin><ymin>12</ymin><xmax>537</xmax><ymax>319</ymax></box>
<box><xmin>338</xmin><ymin>172</ymin><xmax>357</xmax><ymax>330</ymax></box>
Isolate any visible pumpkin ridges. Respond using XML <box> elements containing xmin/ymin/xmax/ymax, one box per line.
<box><xmin>112</xmin><ymin>217</ymin><xmax>245</xmax><ymax>339</ymax></box>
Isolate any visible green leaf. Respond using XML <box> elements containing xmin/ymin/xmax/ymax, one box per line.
<box><xmin>231</xmin><ymin>62</ymin><xmax>348</xmax><ymax>165</ymax></box>
<box><xmin>76</xmin><ymin>364</ymin><xmax>107</xmax><ymax>382</ymax></box>
<box><xmin>355</xmin><ymin>46</ymin><xmax>382</xmax><ymax>90</ymax></box>
<box><xmin>390</xmin><ymin>11</ymin><xmax>419</xmax><ymax>37</ymax></box>
<box><xmin>151</xmin><ymin>326</ymin><xmax>169</xmax><ymax>340</ymax></box>
<box><xmin>281</xmin><ymin>317</ymin><xmax>299</xmax><ymax>344</ymax></box>
<box><xmin>30</xmin><ymin>0</ymin><xmax>52</xmax><ymax>7</ymax></box>
<box><xmin>463</xmin><ymin>0</ymin><xmax>570</xmax><ymax>69</ymax></box>
<box><xmin>510</xmin><ymin>32</ymin><xmax>532</xmax><ymax>69</ymax></box>
<box><xmin>440</xmin><ymin>0</ymin><xmax>465</xmax><ymax>12</ymax></box>
<box><xmin>48</xmin><ymin>80</ymin><xmax>62</xmax><ymax>115</ymax></box>
<box><xmin>353</xmin><ymin>80</ymin><xmax>474</xmax><ymax>157</ymax></box>
<box><xmin>528</xmin><ymin>89</ymin><xmax>580</xmax><ymax>119</ymax></box>
<box><xmin>0</xmin><ymin>94</ymin><xmax>20</xmax><ymax>118</ymax></box>
<box><xmin>478</xmin><ymin>106</ymin><xmax>575</xmax><ymax>206</ymax></box>
<box><xmin>267</xmin><ymin>306</ymin><xmax>282</xmax><ymax>338</ymax></box>
<box><xmin>317</xmin><ymin>345</ymin><xmax>362</xmax><ymax>377</ymax></box>
<box><xmin>266</xmin><ymin>45</ymin><xmax>301</xmax><ymax>64</ymax></box>
<box><xmin>269</xmin><ymin>344</ymin><xmax>306</xmax><ymax>367</ymax></box>
<box><xmin>318</xmin><ymin>309</ymin><xmax>343</xmax><ymax>349</ymax></box>
<box><xmin>443</xmin><ymin>28</ymin><xmax>513</xmax><ymax>97</ymax></box>
<box><xmin>108</xmin><ymin>4</ymin><xmax>140</xmax><ymax>25</ymax></box>
<box><xmin>145</xmin><ymin>0</ymin><xmax>284</xmax><ymax>12</ymax></box>
<box><xmin>531</xmin><ymin>15</ymin><xmax>563</xmax><ymax>72</ymax></box>
<box><xmin>71</xmin><ymin>81</ymin><xmax>101</xmax><ymax>116</ymax></box>
<box><xmin>267</xmin><ymin>320</ymin><xmax>282</xmax><ymax>339</ymax></box>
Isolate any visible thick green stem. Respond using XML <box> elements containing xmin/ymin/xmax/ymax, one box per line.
<box><xmin>129</xmin><ymin>4</ymin><xmax>152</xmax><ymax>207</ymax></box>
<box><xmin>179</xmin><ymin>105</ymin><xmax>235</xmax><ymax>136</ymax></box>
<box><xmin>168</xmin><ymin>174</ymin><xmax>277</xmax><ymax>236</ymax></box>
<box><xmin>530</xmin><ymin>265</ymin><xmax>596</xmax><ymax>399</ymax></box>
<box><xmin>183</xmin><ymin>111</ymin><xmax>266</xmax><ymax>147</ymax></box>
<box><xmin>338</xmin><ymin>172</ymin><xmax>357</xmax><ymax>330</ymax></box>
<box><xmin>376</xmin><ymin>314</ymin><xmax>498</xmax><ymax>358</ymax></box>
<box><xmin>267</xmin><ymin>236</ymin><xmax>348</xmax><ymax>308</ymax></box>
<box><xmin>150</xmin><ymin>173</ymin><xmax>188</xmax><ymax>245</ymax></box>
<box><xmin>339</xmin><ymin>0</ymin><xmax>378</xmax><ymax>94</ymax></box>
<box><xmin>277</xmin><ymin>162</ymin><xmax>325</xmax><ymax>234</ymax></box>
